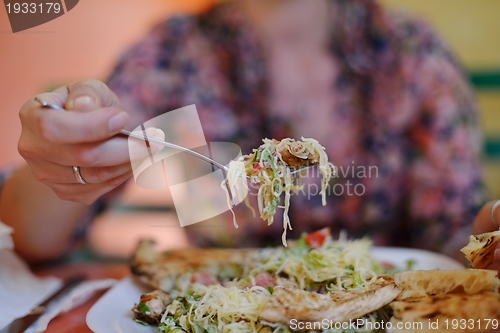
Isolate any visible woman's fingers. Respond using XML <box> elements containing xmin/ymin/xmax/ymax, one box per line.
<box><xmin>79</xmin><ymin>163</ymin><xmax>132</xmax><ymax>185</ymax></box>
<box><xmin>18</xmin><ymin>80</ymin><xmax>166</xmax><ymax>205</ymax></box>
<box><xmin>471</xmin><ymin>201</ymin><xmax>500</xmax><ymax>273</ymax></box>
<box><xmin>472</xmin><ymin>200</ymin><xmax>500</xmax><ymax>235</ymax></box>
<box><xmin>27</xmin><ymin>159</ymin><xmax>133</xmax><ymax>185</ymax></box>
<box><xmin>27</xmin><ymin>106</ymin><xmax>129</xmax><ymax>144</ymax></box>
<box><xmin>49</xmin><ymin>170</ymin><xmax>133</xmax><ymax>205</ymax></box>
<box><xmin>20</xmin><ymin>80</ymin><xmax>127</xmax><ymax>145</ymax></box>
<box><xmin>21</xmin><ymin>127</ymin><xmax>164</xmax><ymax>168</ymax></box>
<box><xmin>21</xmin><ymin>126</ymin><xmax>165</xmax><ymax>205</ymax></box>
<box><xmin>66</xmin><ymin>79</ymin><xmax>120</xmax><ymax>110</ymax></box>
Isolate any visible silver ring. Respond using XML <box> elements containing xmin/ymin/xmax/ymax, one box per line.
<box><xmin>490</xmin><ymin>200</ymin><xmax>500</xmax><ymax>227</ymax></box>
<box><xmin>72</xmin><ymin>166</ymin><xmax>87</xmax><ymax>185</ymax></box>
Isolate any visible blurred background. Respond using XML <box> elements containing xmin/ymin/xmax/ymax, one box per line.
<box><xmin>1</xmin><ymin>0</ymin><xmax>500</xmax><ymax>258</ymax></box>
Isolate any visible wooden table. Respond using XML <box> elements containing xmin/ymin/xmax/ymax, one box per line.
<box><xmin>34</xmin><ymin>262</ymin><xmax>130</xmax><ymax>333</ymax></box>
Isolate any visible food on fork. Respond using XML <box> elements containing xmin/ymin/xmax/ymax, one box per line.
<box><xmin>223</xmin><ymin>138</ymin><xmax>336</xmax><ymax>246</ymax></box>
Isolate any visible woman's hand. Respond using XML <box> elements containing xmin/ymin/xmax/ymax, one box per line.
<box><xmin>471</xmin><ymin>200</ymin><xmax>500</xmax><ymax>271</ymax></box>
<box><xmin>18</xmin><ymin>79</ymin><xmax>163</xmax><ymax>205</ymax></box>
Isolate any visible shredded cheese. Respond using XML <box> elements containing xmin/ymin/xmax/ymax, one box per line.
<box><xmin>160</xmin><ymin>285</ymin><xmax>271</xmax><ymax>333</ymax></box>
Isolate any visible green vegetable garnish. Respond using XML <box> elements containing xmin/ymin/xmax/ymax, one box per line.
<box><xmin>305</xmin><ymin>251</ymin><xmax>329</xmax><ymax>269</ymax></box>
<box><xmin>290</xmin><ymin>233</ymin><xmax>311</xmax><ymax>257</ymax></box>
<box><xmin>353</xmin><ymin>271</ymin><xmax>363</xmax><ymax>287</ymax></box>
<box><xmin>133</xmin><ymin>318</ymin><xmax>150</xmax><ymax>326</ymax></box>
<box><xmin>138</xmin><ymin>302</ymin><xmax>150</xmax><ymax>314</ymax></box>
<box><xmin>406</xmin><ymin>259</ymin><xmax>417</xmax><ymax>271</ymax></box>
<box><xmin>267</xmin><ymin>195</ymin><xmax>279</xmax><ymax>217</ymax></box>
<box><xmin>253</xmin><ymin>147</ymin><xmax>264</xmax><ymax>162</ymax></box>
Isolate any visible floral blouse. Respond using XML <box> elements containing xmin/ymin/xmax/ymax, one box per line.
<box><xmin>1</xmin><ymin>0</ymin><xmax>485</xmax><ymax>259</ymax></box>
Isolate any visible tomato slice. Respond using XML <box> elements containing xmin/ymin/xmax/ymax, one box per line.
<box><xmin>305</xmin><ymin>227</ymin><xmax>330</xmax><ymax>249</ymax></box>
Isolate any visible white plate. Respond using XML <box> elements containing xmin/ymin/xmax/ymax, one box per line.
<box><xmin>86</xmin><ymin>247</ymin><xmax>464</xmax><ymax>333</ymax></box>
<box><xmin>86</xmin><ymin>276</ymin><xmax>156</xmax><ymax>333</ymax></box>
<box><xmin>371</xmin><ymin>246</ymin><xmax>464</xmax><ymax>271</ymax></box>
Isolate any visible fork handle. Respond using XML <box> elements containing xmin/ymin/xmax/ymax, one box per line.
<box><xmin>121</xmin><ymin>129</ymin><xmax>229</xmax><ymax>172</ymax></box>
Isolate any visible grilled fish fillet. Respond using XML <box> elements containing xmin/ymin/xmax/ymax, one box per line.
<box><xmin>260</xmin><ymin>277</ymin><xmax>400</xmax><ymax>323</ymax></box>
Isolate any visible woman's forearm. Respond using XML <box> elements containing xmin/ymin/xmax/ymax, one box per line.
<box><xmin>0</xmin><ymin>164</ymin><xmax>89</xmax><ymax>262</ymax></box>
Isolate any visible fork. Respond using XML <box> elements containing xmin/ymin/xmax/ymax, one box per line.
<box><xmin>35</xmin><ymin>97</ymin><xmax>312</xmax><ymax>175</ymax></box>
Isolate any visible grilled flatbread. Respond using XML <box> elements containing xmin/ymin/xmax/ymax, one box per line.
<box><xmin>394</xmin><ymin>269</ymin><xmax>500</xmax><ymax>300</ymax></box>
<box><xmin>260</xmin><ymin>277</ymin><xmax>400</xmax><ymax>323</ymax></box>
<box><xmin>389</xmin><ymin>292</ymin><xmax>500</xmax><ymax>333</ymax></box>
<box><xmin>461</xmin><ymin>230</ymin><xmax>500</xmax><ymax>269</ymax></box>
<box><xmin>390</xmin><ymin>269</ymin><xmax>500</xmax><ymax>332</ymax></box>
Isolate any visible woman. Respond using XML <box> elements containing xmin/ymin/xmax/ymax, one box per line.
<box><xmin>0</xmin><ymin>0</ymin><xmax>495</xmax><ymax>266</ymax></box>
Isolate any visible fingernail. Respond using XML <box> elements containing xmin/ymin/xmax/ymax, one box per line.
<box><xmin>495</xmin><ymin>248</ymin><xmax>500</xmax><ymax>261</ymax></box>
<box><xmin>149</xmin><ymin>129</ymin><xmax>165</xmax><ymax>153</ymax></box>
<box><xmin>67</xmin><ymin>96</ymin><xmax>97</xmax><ymax>110</ymax></box>
<box><xmin>108</xmin><ymin>112</ymin><xmax>128</xmax><ymax>132</ymax></box>
<box><xmin>154</xmin><ymin>128</ymin><xmax>165</xmax><ymax>140</ymax></box>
